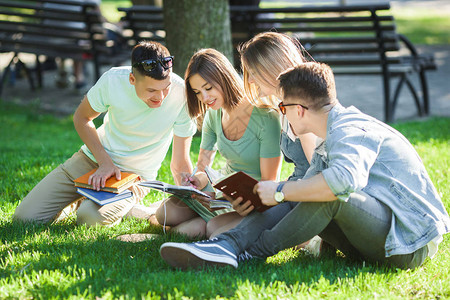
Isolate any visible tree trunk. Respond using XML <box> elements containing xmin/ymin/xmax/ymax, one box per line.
<box><xmin>163</xmin><ymin>0</ymin><xmax>233</xmax><ymax>77</ymax></box>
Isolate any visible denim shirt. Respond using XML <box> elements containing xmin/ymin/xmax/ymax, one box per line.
<box><xmin>309</xmin><ymin>103</ymin><xmax>450</xmax><ymax>257</ymax></box>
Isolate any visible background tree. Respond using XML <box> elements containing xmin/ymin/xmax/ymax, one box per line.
<box><xmin>162</xmin><ymin>0</ymin><xmax>233</xmax><ymax>76</ymax></box>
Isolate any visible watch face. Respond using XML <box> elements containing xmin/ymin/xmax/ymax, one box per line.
<box><xmin>274</xmin><ymin>192</ymin><xmax>284</xmax><ymax>203</ymax></box>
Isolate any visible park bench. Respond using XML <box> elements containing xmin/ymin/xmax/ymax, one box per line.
<box><xmin>117</xmin><ymin>5</ymin><xmax>165</xmax><ymax>47</ymax></box>
<box><xmin>230</xmin><ymin>3</ymin><xmax>436</xmax><ymax>122</ymax></box>
<box><xmin>116</xmin><ymin>3</ymin><xmax>436</xmax><ymax>122</ymax></box>
<box><xmin>0</xmin><ymin>0</ymin><xmax>128</xmax><ymax>96</ymax></box>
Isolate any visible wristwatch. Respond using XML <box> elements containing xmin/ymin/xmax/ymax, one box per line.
<box><xmin>274</xmin><ymin>183</ymin><xmax>286</xmax><ymax>203</ymax></box>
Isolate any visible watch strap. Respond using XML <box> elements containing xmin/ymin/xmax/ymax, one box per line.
<box><xmin>276</xmin><ymin>182</ymin><xmax>285</xmax><ymax>193</ymax></box>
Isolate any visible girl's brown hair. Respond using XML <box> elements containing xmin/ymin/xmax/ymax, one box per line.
<box><xmin>185</xmin><ymin>49</ymin><xmax>245</xmax><ymax>121</ymax></box>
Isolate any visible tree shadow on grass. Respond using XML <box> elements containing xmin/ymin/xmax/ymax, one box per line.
<box><xmin>0</xmin><ymin>219</ymin><xmax>400</xmax><ymax>299</ymax></box>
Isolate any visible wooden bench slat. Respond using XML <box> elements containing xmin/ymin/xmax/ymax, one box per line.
<box><xmin>306</xmin><ymin>43</ymin><xmax>400</xmax><ymax>54</ymax></box>
<box><xmin>0</xmin><ymin>9</ymin><xmax>86</xmax><ymax>22</ymax></box>
<box><xmin>122</xmin><ymin>15</ymin><xmax>163</xmax><ymax>22</ymax></box>
<box><xmin>313</xmin><ymin>55</ymin><xmax>402</xmax><ymax>64</ymax></box>
<box><xmin>0</xmin><ymin>0</ymin><xmax>98</xmax><ymax>11</ymax></box>
<box><xmin>332</xmin><ymin>64</ymin><xmax>415</xmax><ymax>75</ymax></box>
<box><xmin>0</xmin><ymin>21</ymin><xmax>101</xmax><ymax>35</ymax></box>
<box><xmin>245</xmin><ymin>15</ymin><xmax>395</xmax><ymax>24</ymax></box>
<box><xmin>117</xmin><ymin>5</ymin><xmax>162</xmax><ymax>13</ymax></box>
<box><xmin>299</xmin><ymin>36</ymin><xmax>397</xmax><ymax>44</ymax></box>
<box><xmin>249</xmin><ymin>25</ymin><xmax>397</xmax><ymax>33</ymax></box>
<box><xmin>230</xmin><ymin>4</ymin><xmax>391</xmax><ymax>13</ymax></box>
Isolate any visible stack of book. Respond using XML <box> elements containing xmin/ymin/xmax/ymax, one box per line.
<box><xmin>74</xmin><ymin>169</ymin><xmax>139</xmax><ymax>205</ymax></box>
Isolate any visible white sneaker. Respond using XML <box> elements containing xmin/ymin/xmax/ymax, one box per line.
<box><xmin>303</xmin><ymin>235</ymin><xmax>323</xmax><ymax>257</ymax></box>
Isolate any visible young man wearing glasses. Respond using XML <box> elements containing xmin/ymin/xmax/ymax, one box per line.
<box><xmin>14</xmin><ymin>41</ymin><xmax>197</xmax><ymax>226</ymax></box>
<box><xmin>159</xmin><ymin>62</ymin><xmax>449</xmax><ymax>270</ymax></box>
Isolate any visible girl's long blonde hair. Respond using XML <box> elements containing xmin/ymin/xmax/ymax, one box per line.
<box><xmin>239</xmin><ymin>32</ymin><xmax>306</xmax><ymax>109</ymax></box>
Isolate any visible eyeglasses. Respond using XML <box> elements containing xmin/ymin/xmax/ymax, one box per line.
<box><xmin>278</xmin><ymin>101</ymin><xmax>309</xmax><ymax>115</ymax></box>
<box><xmin>132</xmin><ymin>56</ymin><xmax>174</xmax><ymax>72</ymax></box>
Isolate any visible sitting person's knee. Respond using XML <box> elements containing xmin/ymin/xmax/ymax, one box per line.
<box><xmin>155</xmin><ymin>196</ymin><xmax>196</xmax><ymax>226</ymax></box>
<box><xmin>173</xmin><ymin>217</ymin><xmax>207</xmax><ymax>239</ymax></box>
<box><xmin>205</xmin><ymin>220</ymin><xmax>220</xmax><ymax>238</ymax></box>
<box><xmin>13</xmin><ymin>205</ymin><xmax>50</xmax><ymax>224</ymax></box>
<box><xmin>76</xmin><ymin>200</ymin><xmax>117</xmax><ymax>226</ymax></box>
<box><xmin>155</xmin><ymin>204</ymin><xmax>167</xmax><ymax>225</ymax></box>
<box><xmin>12</xmin><ymin>207</ymin><xmax>30</xmax><ymax>223</ymax></box>
<box><xmin>155</xmin><ymin>203</ymin><xmax>184</xmax><ymax>226</ymax></box>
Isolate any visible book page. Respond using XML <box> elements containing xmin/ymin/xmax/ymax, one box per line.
<box><xmin>139</xmin><ymin>181</ymin><xmax>211</xmax><ymax>198</ymax></box>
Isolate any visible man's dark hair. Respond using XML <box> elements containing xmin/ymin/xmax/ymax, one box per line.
<box><xmin>277</xmin><ymin>62</ymin><xmax>337</xmax><ymax>111</ymax></box>
<box><xmin>131</xmin><ymin>41</ymin><xmax>171</xmax><ymax>80</ymax></box>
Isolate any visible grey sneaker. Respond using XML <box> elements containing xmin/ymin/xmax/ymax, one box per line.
<box><xmin>160</xmin><ymin>238</ymin><xmax>238</xmax><ymax>270</ymax></box>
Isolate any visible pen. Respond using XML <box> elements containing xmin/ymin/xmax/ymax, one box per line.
<box><xmin>185</xmin><ymin>166</ymin><xmax>198</xmax><ymax>187</ymax></box>
<box><xmin>190</xmin><ymin>166</ymin><xmax>198</xmax><ymax>178</ymax></box>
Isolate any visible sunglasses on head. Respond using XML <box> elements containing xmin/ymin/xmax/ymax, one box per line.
<box><xmin>278</xmin><ymin>101</ymin><xmax>309</xmax><ymax>115</ymax></box>
<box><xmin>133</xmin><ymin>56</ymin><xmax>174</xmax><ymax>72</ymax></box>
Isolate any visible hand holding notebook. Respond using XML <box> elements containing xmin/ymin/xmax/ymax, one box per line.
<box><xmin>213</xmin><ymin>171</ymin><xmax>271</xmax><ymax>212</ymax></box>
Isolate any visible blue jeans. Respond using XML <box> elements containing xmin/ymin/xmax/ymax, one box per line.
<box><xmin>217</xmin><ymin>191</ymin><xmax>428</xmax><ymax>269</ymax></box>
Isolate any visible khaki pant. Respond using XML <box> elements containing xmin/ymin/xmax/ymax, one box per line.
<box><xmin>13</xmin><ymin>150</ymin><xmax>149</xmax><ymax>226</ymax></box>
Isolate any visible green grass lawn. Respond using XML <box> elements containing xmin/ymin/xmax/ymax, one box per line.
<box><xmin>0</xmin><ymin>102</ymin><xmax>449</xmax><ymax>299</ymax></box>
<box><xmin>393</xmin><ymin>7</ymin><xmax>450</xmax><ymax>45</ymax></box>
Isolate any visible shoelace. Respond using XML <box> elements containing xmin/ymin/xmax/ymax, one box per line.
<box><xmin>237</xmin><ymin>250</ymin><xmax>253</xmax><ymax>262</ymax></box>
<box><xmin>196</xmin><ymin>237</ymin><xmax>219</xmax><ymax>244</ymax></box>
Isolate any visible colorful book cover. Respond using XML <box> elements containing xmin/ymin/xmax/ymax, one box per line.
<box><xmin>74</xmin><ymin>169</ymin><xmax>139</xmax><ymax>193</ymax></box>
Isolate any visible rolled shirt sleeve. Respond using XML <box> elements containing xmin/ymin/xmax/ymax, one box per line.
<box><xmin>322</xmin><ymin>126</ymin><xmax>381</xmax><ymax>202</ymax></box>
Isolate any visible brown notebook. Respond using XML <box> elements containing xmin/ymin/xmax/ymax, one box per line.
<box><xmin>213</xmin><ymin>171</ymin><xmax>271</xmax><ymax>212</ymax></box>
<box><xmin>74</xmin><ymin>169</ymin><xmax>140</xmax><ymax>194</ymax></box>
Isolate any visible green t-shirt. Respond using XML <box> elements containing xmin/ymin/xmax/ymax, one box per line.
<box><xmin>200</xmin><ymin>106</ymin><xmax>281</xmax><ymax>180</ymax></box>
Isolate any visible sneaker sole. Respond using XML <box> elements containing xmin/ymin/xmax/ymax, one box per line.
<box><xmin>160</xmin><ymin>242</ymin><xmax>238</xmax><ymax>270</ymax></box>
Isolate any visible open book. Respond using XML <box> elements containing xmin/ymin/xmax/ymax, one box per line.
<box><xmin>74</xmin><ymin>169</ymin><xmax>140</xmax><ymax>193</ymax></box>
<box><xmin>213</xmin><ymin>171</ymin><xmax>271</xmax><ymax>212</ymax></box>
<box><xmin>139</xmin><ymin>180</ymin><xmax>211</xmax><ymax>199</ymax></box>
<box><xmin>204</xmin><ymin>166</ymin><xmax>223</xmax><ymax>185</ymax></box>
<box><xmin>203</xmin><ymin>166</ymin><xmax>234</xmax><ymax>209</ymax></box>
